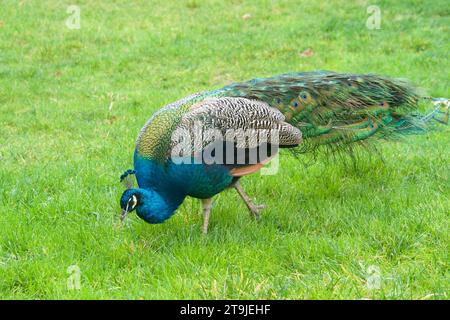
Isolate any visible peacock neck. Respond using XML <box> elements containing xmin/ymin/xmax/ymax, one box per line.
<box><xmin>135</xmin><ymin>188</ymin><xmax>185</xmax><ymax>224</ymax></box>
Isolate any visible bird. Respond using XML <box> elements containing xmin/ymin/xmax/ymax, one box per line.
<box><xmin>119</xmin><ymin>71</ymin><xmax>448</xmax><ymax>234</ymax></box>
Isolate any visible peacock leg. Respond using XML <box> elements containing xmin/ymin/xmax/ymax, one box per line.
<box><xmin>233</xmin><ymin>181</ymin><xmax>265</xmax><ymax>219</ymax></box>
<box><xmin>201</xmin><ymin>198</ymin><xmax>213</xmax><ymax>234</ymax></box>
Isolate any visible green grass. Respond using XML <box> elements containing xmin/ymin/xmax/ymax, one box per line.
<box><xmin>0</xmin><ymin>0</ymin><xmax>449</xmax><ymax>299</ymax></box>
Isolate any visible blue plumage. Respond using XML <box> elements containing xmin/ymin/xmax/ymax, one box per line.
<box><xmin>120</xmin><ymin>152</ymin><xmax>235</xmax><ymax>224</ymax></box>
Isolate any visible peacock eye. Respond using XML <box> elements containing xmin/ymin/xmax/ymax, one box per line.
<box><xmin>301</xmin><ymin>94</ymin><xmax>307</xmax><ymax>99</ymax></box>
<box><xmin>275</xmin><ymin>98</ymin><xmax>281</xmax><ymax>104</ymax></box>
<box><xmin>128</xmin><ymin>195</ymin><xmax>138</xmax><ymax>209</ymax></box>
<box><xmin>293</xmin><ymin>102</ymin><xmax>299</xmax><ymax>108</ymax></box>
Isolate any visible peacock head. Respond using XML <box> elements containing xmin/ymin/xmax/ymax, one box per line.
<box><xmin>119</xmin><ymin>188</ymin><xmax>182</xmax><ymax>224</ymax></box>
<box><xmin>120</xmin><ymin>188</ymin><xmax>141</xmax><ymax>222</ymax></box>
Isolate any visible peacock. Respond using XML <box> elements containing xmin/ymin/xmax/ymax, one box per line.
<box><xmin>119</xmin><ymin>71</ymin><xmax>448</xmax><ymax>234</ymax></box>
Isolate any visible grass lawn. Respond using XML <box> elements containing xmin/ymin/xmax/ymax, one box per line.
<box><xmin>0</xmin><ymin>0</ymin><xmax>449</xmax><ymax>299</ymax></box>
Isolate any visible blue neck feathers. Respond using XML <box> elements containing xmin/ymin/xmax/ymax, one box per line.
<box><xmin>133</xmin><ymin>188</ymin><xmax>185</xmax><ymax>224</ymax></box>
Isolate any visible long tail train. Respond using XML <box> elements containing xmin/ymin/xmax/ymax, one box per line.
<box><xmin>214</xmin><ymin>71</ymin><xmax>448</xmax><ymax>155</ymax></box>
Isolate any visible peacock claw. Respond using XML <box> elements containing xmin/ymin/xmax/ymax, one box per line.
<box><xmin>233</xmin><ymin>181</ymin><xmax>266</xmax><ymax>220</ymax></box>
<box><xmin>248</xmin><ymin>204</ymin><xmax>265</xmax><ymax>220</ymax></box>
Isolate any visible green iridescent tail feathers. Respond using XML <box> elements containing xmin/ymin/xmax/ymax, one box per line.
<box><xmin>427</xmin><ymin>98</ymin><xmax>449</xmax><ymax>125</ymax></box>
<box><xmin>389</xmin><ymin>98</ymin><xmax>449</xmax><ymax>135</ymax></box>
<box><xmin>217</xmin><ymin>71</ymin><xmax>448</xmax><ymax>154</ymax></box>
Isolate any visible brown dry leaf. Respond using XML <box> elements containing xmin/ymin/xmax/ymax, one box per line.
<box><xmin>300</xmin><ymin>48</ymin><xmax>314</xmax><ymax>58</ymax></box>
<box><xmin>0</xmin><ymin>21</ymin><xmax>4</xmax><ymax>28</ymax></box>
<box><xmin>106</xmin><ymin>115</ymin><xmax>118</xmax><ymax>124</ymax></box>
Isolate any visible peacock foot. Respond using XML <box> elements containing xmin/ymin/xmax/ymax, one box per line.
<box><xmin>247</xmin><ymin>203</ymin><xmax>265</xmax><ymax>220</ymax></box>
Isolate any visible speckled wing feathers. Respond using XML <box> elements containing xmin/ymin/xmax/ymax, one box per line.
<box><xmin>172</xmin><ymin>97</ymin><xmax>302</xmax><ymax>156</ymax></box>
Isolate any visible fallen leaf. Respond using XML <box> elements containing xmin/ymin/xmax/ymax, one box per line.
<box><xmin>242</xmin><ymin>13</ymin><xmax>252</xmax><ymax>20</ymax></box>
<box><xmin>106</xmin><ymin>115</ymin><xmax>118</xmax><ymax>124</ymax></box>
<box><xmin>0</xmin><ymin>21</ymin><xmax>4</xmax><ymax>28</ymax></box>
<box><xmin>300</xmin><ymin>48</ymin><xmax>314</xmax><ymax>58</ymax></box>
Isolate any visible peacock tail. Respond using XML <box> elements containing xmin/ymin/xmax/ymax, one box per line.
<box><xmin>212</xmin><ymin>71</ymin><xmax>447</xmax><ymax>155</ymax></box>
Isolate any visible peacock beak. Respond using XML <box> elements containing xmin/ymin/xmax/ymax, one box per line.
<box><xmin>120</xmin><ymin>208</ymin><xmax>129</xmax><ymax>222</ymax></box>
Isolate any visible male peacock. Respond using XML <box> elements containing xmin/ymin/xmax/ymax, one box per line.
<box><xmin>120</xmin><ymin>71</ymin><xmax>448</xmax><ymax>234</ymax></box>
